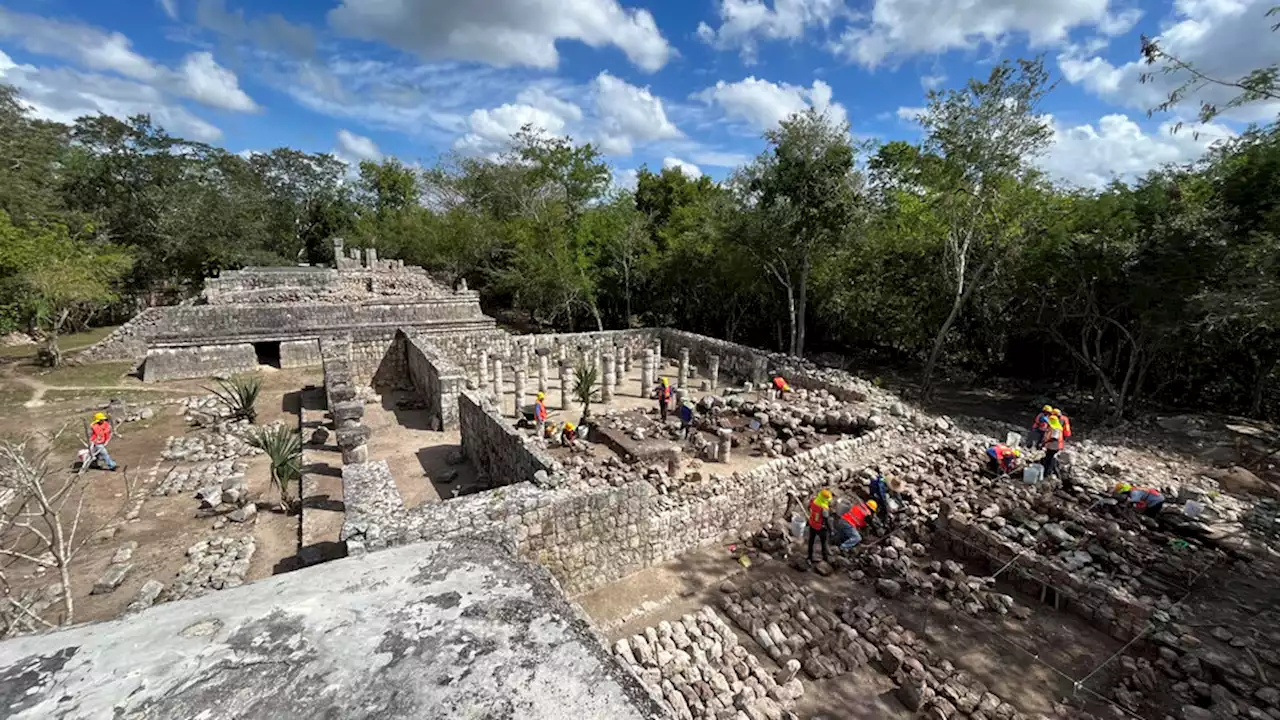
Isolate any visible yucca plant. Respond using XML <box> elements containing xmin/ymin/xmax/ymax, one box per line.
<box><xmin>573</xmin><ymin>362</ymin><xmax>600</xmax><ymax>421</ymax></box>
<box><xmin>248</xmin><ymin>424</ymin><xmax>301</xmax><ymax>512</ymax></box>
<box><xmin>205</xmin><ymin>375</ymin><xmax>261</xmax><ymax>423</ymax></box>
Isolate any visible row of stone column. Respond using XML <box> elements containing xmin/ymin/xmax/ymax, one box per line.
<box><xmin>471</xmin><ymin>343</ymin><xmax>722</xmax><ymax>417</ymax></box>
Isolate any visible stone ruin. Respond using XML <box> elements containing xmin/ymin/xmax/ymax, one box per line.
<box><xmin>10</xmin><ymin>247</ymin><xmax>1280</xmax><ymax>720</ymax></box>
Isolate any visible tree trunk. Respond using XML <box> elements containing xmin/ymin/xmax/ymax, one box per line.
<box><xmin>785</xmin><ymin>286</ymin><xmax>797</xmax><ymax>356</ymax></box>
<box><xmin>921</xmin><ymin>294</ymin><xmax>964</xmax><ymax>400</ymax></box>
<box><xmin>795</xmin><ymin>255</ymin><xmax>810</xmax><ymax>359</ymax></box>
<box><xmin>1250</xmin><ymin>357</ymin><xmax>1275</xmax><ymax>418</ymax></box>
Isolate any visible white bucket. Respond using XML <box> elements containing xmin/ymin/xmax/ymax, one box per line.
<box><xmin>789</xmin><ymin>515</ymin><xmax>805</xmax><ymax>537</ymax></box>
<box><xmin>1022</xmin><ymin>463</ymin><xmax>1044</xmax><ymax>484</ymax></box>
<box><xmin>1006</xmin><ymin>431</ymin><xmax>1023</xmax><ymax>448</ymax></box>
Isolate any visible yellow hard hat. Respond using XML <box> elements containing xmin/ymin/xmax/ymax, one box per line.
<box><xmin>1115</xmin><ymin>481</ymin><xmax>1133</xmax><ymax>494</ymax></box>
<box><xmin>93</xmin><ymin>413</ymin><xmax>107</xmax><ymax>422</ymax></box>
<box><xmin>1051</xmin><ymin>408</ymin><xmax>1061</xmax><ymax>415</ymax></box>
<box><xmin>662</xmin><ymin>377</ymin><xmax>669</xmax><ymax>386</ymax></box>
<box><xmin>1042</xmin><ymin>405</ymin><xmax>1052</xmax><ymax>412</ymax></box>
<box><xmin>537</xmin><ymin>392</ymin><xmax>545</xmax><ymax>400</ymax></box>
<box><xmin>867</xmin><ymin>500</ymin><xmax>878</xmax><ymax>512</ymax></box>
<box><xmin>564</xmin><ymin>422</ymin><xmax>575</xmax><ymax>431</ymax></box>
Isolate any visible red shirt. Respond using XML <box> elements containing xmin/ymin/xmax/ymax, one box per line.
<box><xmin>90</xmin><ymin>421</ymin><xmax>112</xmax><ymax>445</ymax></box>
<box><xmin>534</xmin><ymin>401</ymin><xmax>547</xmax><ymax>421</ymax></box>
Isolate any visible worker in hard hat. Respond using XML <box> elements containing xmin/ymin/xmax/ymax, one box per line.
<box><xmin>1042</xmin><ymin>414</ymin><xmax>1065</xmax><ymax>476</ymax></box>
<box><xmin>832</xmin><ymin>499</ymin><xmax>878</xmax><ymax>551</ymax></box>
<box><xmin>985</xmin><ymin>444</ymin><xmax>1022</xmax><ymax>476</ymax></box>
<box><xmin>1113</xmin><ymin>481</ymin><xmax>1165</xmax><ymax>518</ymax></box>
<box><xmin>87</xmin><ymin>412</ymin><xmax>118</xmax><ymax>471</ymax></box>
<box><xmin>805</xmin><ymin>489</ymin><xmax>834</xmax><ymax>564</ymax></box>
<box><xmin>656</xmin><ymin>377</ymin><xmax>673</xmax><ymax>422</ymax></box>
<box><xmin>678</xmin><ymin>398</ymin><xmax>695</xmax><ymax>438</ymax></box>
<box><xmin>561</xmin><ymin>421</ymin><xmax>578</xmax><ymax>448</ymax></box>
<box><xmin>1028</xmin><ymin>405</ymin><xmax>1052</xmax><ymax>447</ymax></box>
<box><xmin>534</xmin><ymin>392</ymin><xmax>548</xmax><ymax>438</ymax></box>
<box><xmin>771</xmin><ymin>374</ymin><xmax>792</xmax><ymax>398</ymax></box>
<box><xmin>1053</xmin><ymin>408</ymin><xmax>1072</xmax><ymax>439</ymax></box>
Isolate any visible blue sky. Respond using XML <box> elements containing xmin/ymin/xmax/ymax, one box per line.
<box><xmin>0</xmin><ymin>0</ymin><xmax>1274</xmax><ymax>188</ymax></box>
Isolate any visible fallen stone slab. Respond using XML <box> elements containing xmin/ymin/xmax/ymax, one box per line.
<box><xmin>229</xmin><ymin>503</ymin><xmax>258</xmax><ymax>523</ymax></box>
<box><xmin>126</xmin><ymin>580</ymin><xmax>166</xmax><ymax>614</ymax></box>
<box><xmin>92</xmin><ymin>563</ymin><xmax>133</xmax><ymax>595</ymax></box>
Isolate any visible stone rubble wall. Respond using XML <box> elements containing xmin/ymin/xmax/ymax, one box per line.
<box><xmin>74</xmin><ymin>307</ymin><xmax>167</xmax><ymax>364</ymax></box>
<box><xmin>403</xmin><ymin>330</ymin><xmax>465</xmax><ymax>431</ymax></box>
<box><xmin>457</xmin><ymin>389</ymin><xmax>561</xmax><ymax>489</ymax></box>
<box><xmin>656</xmin><ymin>329</ymin><xmax>769</xmax><ymax>386</ymax></box>
<box><xmin>339</xmin><ymin>460</ymin><xmax>406</xmax><ymax>555</ymax></box>
<box><xmin>320</xmin><ymin>337</ymin><xmax>371</xmax><ymax>465</ymax></box>
<box><xmin>142</xmin><ymin>343</ymin><xmax>259</xmax><ymax>382</ymax></box>
<box><xmin>349</xmin><ymin>334</ymin><xmax>409</xmax><ymax>390</ymax></box>
<box><xmin>936</xmin><ymin>513</ymin><xmax>1153</xmax><ymax>641</ymax></box>
<box><xmin>201</xmin><ymin>265</ymin><xmax>459</xmax><ymax>304</ymax></box>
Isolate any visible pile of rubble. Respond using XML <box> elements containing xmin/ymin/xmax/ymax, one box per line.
<box><xmin>160</xmin><ymin>420</ymin><xmax>274</xmax><ymax>462</ymax></box>
<box><xmin>612</xmin><ymin>606</ymin><xmax>804</xmax><ymax>720</ymax></box>
<box><xmin>167</xmin><ymin>534</ymin><xmax>256</xmax><ymax>600</ymax></box>
<box><xmin>153</xmin><ymin>459</ymin><xmax>247</xmax><ymax>496</ymax></box>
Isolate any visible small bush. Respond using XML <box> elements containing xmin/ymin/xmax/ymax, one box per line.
<box><xmin>248</xmin><ymin>424</ymin><xmax>300</xmax><ymax>511</ymax></box>
<box><xmin>206</xmin><ymin>375</ymin><xmax>261</xmax><ymax>423</ymax></box>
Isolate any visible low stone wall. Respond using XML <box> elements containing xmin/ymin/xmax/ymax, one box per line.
<box><xmin>76</xmin><ymin>307</ymin><xmax>167</xmax><ymax>365</ymax></box>
<box><xmin>339</xmin><ymin>461</ymin><xmax>405</xmax><ymax>554</ymax></box>
<box><xmin>280</xmin><ymin>339</ymin><xmax>321</xmax><ymax>369</ymax></box>
<box><xmin>403</xmin><ymin>330</ymin><xmax>465</xmax><ymax>430</ymax></box>
<box><xmin>142</xmin><ymin>343</ymin><xmax>258</xmax><ymax>382</ymax></box>
<box><xmin>935</xmin><ymin>514</ymin><xmax>1152</xmax><ymax>641</ymax></box>
<box><xmin>458</xmin><ymin>389</ymin><xmax>560</xmax><ymax>489</ymax></box>
<box><xmin>658</xmin><ymin>329</ymin><xmax>768</xmax><ymax>385</ymax></box>
<box><xmin>346</xmin><ymin>427</ymin><xmax>892</xmax><ymax>595</ymax></box>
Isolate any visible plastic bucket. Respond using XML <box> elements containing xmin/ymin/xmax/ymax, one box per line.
<box><xmin>1006</xmin><ymin>431</ymin><xmax>1023</xmax><ymax>447</ymax></box>
<box><xmin>1022</xmin><ymin>463</ymin><xmax>1044</xmax><ymax>484</ymax></box>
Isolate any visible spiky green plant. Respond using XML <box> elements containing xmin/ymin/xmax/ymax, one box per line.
<box><xmin>205</xmin><ymin>375</ymin><xmax>261</xmax><ymax>423</ymax></box>
<box><xmin>572</xmin><ymin>362</ymin><xmax>600</xmax><ymax>421</ymax></box>
<box><xmin>247</xmin><ymin>424</ymin><xmax>300</xmax><ymax>511</ymax></box>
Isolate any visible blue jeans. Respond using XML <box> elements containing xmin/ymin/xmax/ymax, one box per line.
<box><xmin>92</xmin><ymin>445</ymin><xmax>117</xmax><ymax>469</ymax></box>
<box><xmin>839</xmin><ymin>527</ymin><xmax>862</xmax><ymax>550</ymax></box>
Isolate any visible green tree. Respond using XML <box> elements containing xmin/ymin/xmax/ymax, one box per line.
<box><xmin>0</xmin><ymin>211</ymin><xmax>132</xmax><ymax>365</ymax></box>
<box><xmin>737</xmin><ymin>108</ymin><xmax>861</xmax><ymax>356</ymax></box>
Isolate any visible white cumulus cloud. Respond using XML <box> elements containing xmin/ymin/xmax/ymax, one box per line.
<box><xmin>1039</xmin><ymin>113</ymin><xmax>1234</xmax><ymax>188</ymax></box>
<box><xmin>335</xmin><ymin>129</ymin><xmax>383</xmax><ymax>165</ymax></box>
<box><xmin>697</xmin><ymin>0</ymin><xmax>848</xmax><ymax>63</ymax></box>
<box><xmin>0</xmin><ymin>52</ymin><xmax>222</xmax><ymax>141</ymax></box>
<box><xmin>179</xmin><ymin>52</ymin><xmax>259</xmax><ymax>112</ymax></box>
<box><xmin>593</xmin><ymin>71</ymin><xmax>681</xmax><ymax>155</ymax></box>
<box><xmin>1058</xmin><ymin>0</ymin><xmax>1279</xmax><ymax>123</ymax></box>
<box><xmin>454</xmin><ymin>103</ymin><xmax>576</xmax><ymax>155</ymax></box>
<box><xmin>831</xmin><ymin>0</ymin><xmax>1136</xmax><ymax>68</ymax></box>
<box><xmin>694</xmin><ymin>76</ymin><xmax>848</xmax><ymax>132</ymax></box>
<box><xmin>328</xmin><ymin>0</ymin><xmax>672</xmax><ymax>72</ymax></box>
<box><xmin>663</xmin><ymin>157</ymin><xmax>703</xmax><ymax>177</ymax></box>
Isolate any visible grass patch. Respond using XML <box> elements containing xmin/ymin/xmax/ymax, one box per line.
<box><xmin>0</xmin><ymin>325</ymin><xmax>120</xmax><ymax>360</ymax></box>
<box><xmin>42</xmin><ymin>388</ymin><xmax>170</xmax><ymax>404</ymax></box>
<box><xmin>18</xmin><ymin>361</ymin><xmax>137</xmax><ymax>387</ymax></box>
<box><xmin>0</xmin><ymin>388</ymin><xmax>31</xmax><ymax>409</ymax></box>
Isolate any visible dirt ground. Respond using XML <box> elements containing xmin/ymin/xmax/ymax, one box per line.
<box><xmin>0</xmin><ymin>359</ymin><xmax>315</xmax><ymax>628</ymax></box>
<box><xmin>578</xmin><ymin>534</ymin><xmax>1124</xmax><ymax>720</ymax></box>
<box><xmin>364</xmin><ymin>390</ymin><xmax>482</xmax><ymax>507</ymax></box>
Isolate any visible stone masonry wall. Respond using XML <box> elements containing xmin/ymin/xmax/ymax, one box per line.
<box><xmin>458</xmin><ymin>389</ymin><xmax>560</xmax><ymax>489</ymax></box>
<box><xmin>346</xmin><ymin>427</ymin><xmax>892</xmax><ymax>595</ymax></box>
<box><xmin>280</xmin><ymin>339</ymin><xmax>321</xmax><ymax>369</ymax></box>
<box><xmin>76</xmin><ymin>307</ymin><xmax>167</xmax><ymax>365</ymax></box>
<box><xmin>403</xmin><ymin>330</ymin><xmax>465</xmax><ymax>431</ymax></box>
<box><xmin>657</xmin><ymin>329</ymin><xmax>769</xmax><ymax>385</ymax></box>
<box><xmin>142</xmin><ymin>343</ymin><xmax>258</xmax><ymax>382</ymax></box>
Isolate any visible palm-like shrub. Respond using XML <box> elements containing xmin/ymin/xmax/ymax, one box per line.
<box><xmin>205</xmin><ymin>375</ymin><xmax>261</xmax><ymax>423</ymax></box>
<box><xmin>573</xmin><ymin>363</ymin><xmax>600</xmax><ymax>421</ymax></box>
<box><xmin>248</xmin><ymin>424</ymin><xmax>300</xmax><ymax>512</ymax></box>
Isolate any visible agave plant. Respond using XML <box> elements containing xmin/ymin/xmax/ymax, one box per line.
<box><xmin>572</xmin><ymin>362</ymin><xmax>600</xmax><ymax>421</ymax></box>
<box><xmin>205</xmin><ymin>375</ymin><xmax>261</xmax><ymax>423</ymax></box>
<box><xmin>248</xmin><ymin>424</ymin><xmax>300</xmax><ymax>512</ymax></box>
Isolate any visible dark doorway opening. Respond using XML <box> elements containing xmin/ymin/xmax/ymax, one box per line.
<box><xmin>254</xmin><ymin>341</ymin><xmax>282</xmax><ymax>368</ymax></box>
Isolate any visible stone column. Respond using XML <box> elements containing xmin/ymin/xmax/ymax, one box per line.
<box><xmin>513</xmin><ymin>369</ymin><xmax>527</xmax><ymax>418</ymax></box>
<box><xmin>478</xmin><ymin>349</ymin><xmax>489</xmax><ymax>393</ymax></box>
<box><xmin>621</xmin><ymin>345</ymin><xmax>631</xmax><ymax>374</ymax></box>
<box><xmin>613</xmin><ymin>346</ymin><xmax>625</xmax><ymax>388</ymax></box>
<box><xmin>332</xmin><ymin>237</ymin><xmax>345</xmax><ymax>267</ymax></box>
<box><xmin>709</xmin><ymin>354</ymin><xmax>720</xmax><ymax>391</ymax></box>
<box><xmin>641</xmin><ymin>349</ymin><xmax>654</xmax><ymax>398</ymax></box>
<box><xmin>367</xmin><ymin>246</ymin><xmax>379</xmax><ymax>267</ymax></box>
<box><xmin>538</xmin><ymin>354</ymin><xmax>549</xmax><ymax>394</ymax></box>
<box><xmin>557</xmin><ymin>344</ymin><xmax>567</xmax><ymax>364</ymax></box>
<box><xmin>492</xmin><ymin>359</ymin><xmax>504</xmax><ymax>406</ymax></box>
<box><xmin>559</xmin><ymin>362</ymin><xmax>572</xmax><ymax>410</ymax></box>
<box><xmin>602</xmin><ymin>354</ymin><xmax>616</xmax><ymax>403</ymax></box>
<box><xmin>653</xmin><ymin>339</ymin><xmax>662</xmax><ymax>368</ymax></box>
<box><xmin>578</xmin><ymin>348</ymin><xmax>590</xmax><ymax>373</ymax></box>
<box><xmin>717</xmin><ymin>428</ymin><xmax>733</xmax><ymax>463</ymax></box>
<box><xmin>678</xmin><ymin>347</ymin><xmax>690</xmax><ymax>391</ymax></box>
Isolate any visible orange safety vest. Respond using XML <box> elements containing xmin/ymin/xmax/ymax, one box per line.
<box><xmin>658</xmin><ymin>384</ymin><xmax>672</xmax><ymax>401</ymax></box>
<box><xmin>1062</xmin><ymin>415</ymin><xmax>1072</xmax><ymax>438</ymax></box>
<box><xmin>807</xmin><ymin>500</ymin><xmax>827</xmax><ymax>530</ymax></box>
<box><xmin>534</xmin><ymin>401</ymin><xmax>547</xmax><ymax>421</ymax></box>
<box><xmin>90</xmin><ymin>421</ymin><xmax>112</xmax><ymax>445</ymax></box>
<box><xmin>842</xmin><ymin>504</ymin><xmax>871</xmax><ymax>529</ymax></box>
